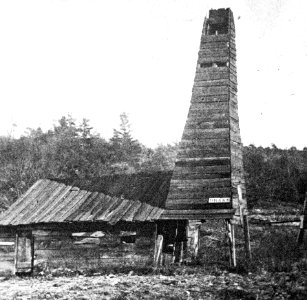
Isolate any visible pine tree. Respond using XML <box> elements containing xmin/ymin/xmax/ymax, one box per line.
<box><xmin>110</xmin><ymin>113</ymin><xmax>142</xmax><ymax>173</ymax></box>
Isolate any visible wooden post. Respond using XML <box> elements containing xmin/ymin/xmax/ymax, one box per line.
<box><xmin>179</xmin><ymin>241</ymin><xmax>185</xmax><ymax>264</ymax></box>
<box><xmin>297</xmin><ymin>192</ymin><xmax>307</xmax><ymax>245</ymax></box>
<box><xmin>238</xmin><ymin>184</ymin><xmax>252</xmax><ymax>261</ymax></box>
<box><xmin>186</xmin><ymin>220</ymin><xmax>201</xmax><ymax>262</ymax></box>
<box><xmin>14</xmin><ymin>232</ymin><xmax>19</xmax><ymax>275</ymax></box>
<box><xmin>243</xmin><ymin>215</ymin><xmax>252</xmax><ymax>261</ymax></box>
<box><xmin>225</xmin><ymin>220</ymin><xmax>236</xmax><ymax>268</ymax></box>
<box><xmin>153</xmin><ymin>234</ymin><xmax>163</xmax><ymax>267</ymax></box>
<box><xmin>31</xmin><ymin>233</ymin><xmax>35</xmax><ymax>274</ymax></box>
<box><xmin>237</xmin><ymin>184</ymin><xmax>244</xmax><ymax>225</ymax></box>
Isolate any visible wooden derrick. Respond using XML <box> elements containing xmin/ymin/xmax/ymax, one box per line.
<box><xmin>164</xmin><ymin>8</ymin><xmax>246</xmax><ymax>222</ymax></box>
<box><xmin>161</xmin><ymin>8</ymin><xmax>248</xmax><ymax>267</ymax></box>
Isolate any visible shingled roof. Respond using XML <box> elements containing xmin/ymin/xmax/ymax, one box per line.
<box><xmin>0</xmin><ymin>177</ymin><xmax>166</xmax><ymax>226</ymax></box>
<box><xmin>57</xmin><ymin>171</ymin><xmax>173</xmax><ymax>208</ymax></box>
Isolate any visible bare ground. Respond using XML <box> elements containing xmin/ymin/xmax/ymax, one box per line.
<box><xmin>0</xmin><ymin>267</ymin><xmax>306</xmax><ymax>300</ymax></box>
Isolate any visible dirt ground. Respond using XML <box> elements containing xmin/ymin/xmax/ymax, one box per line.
<box><xmin>0</xmin><ymin>268</ymin><xmax>306</xmax><ymax>300</ymax></box>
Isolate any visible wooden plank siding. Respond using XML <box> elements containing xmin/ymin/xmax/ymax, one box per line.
<box><xmin>164</xmin><ymin>8</ymin><xmax>247</xmax><ymax>218</ymax></box>
<box><xmin>31</xmin><ymin>223</ymin><xmax>156</xmax><ymax>273</ymax></box>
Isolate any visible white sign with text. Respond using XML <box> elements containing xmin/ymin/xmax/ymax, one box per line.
<box><xmin>208</xmin><ymin>197</ymin><xmax>231</xmax><ymax>203</ymax></box>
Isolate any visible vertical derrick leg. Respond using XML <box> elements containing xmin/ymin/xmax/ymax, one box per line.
<box><xmin>243</xmin><ymin>215</ymin><xmax>252</xmax><ymax>261</ymax></box>
<box><xmin>225</xmin><ymin>220</ymin><xmax>236</xmax><ymax>268</ymax></box>
<box><xmin>154</xmin><ymin>234</ymin><xmax>164</xmax><ymax>267</ymax></box>
<box><xmin>237</xmin><ymin>184</ymin><xmax>252</xmax><ymax>262</ymax></box>
<box><xmin>187</xmin><ymin>221</ymin><xmax>201</xmax><ymax>263</ymax></box>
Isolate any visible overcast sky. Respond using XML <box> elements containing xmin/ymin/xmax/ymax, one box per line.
<box><xmin>0</xmin><ymin>0</ymin><xmax>306</xmax><ymax>149</ymax></box>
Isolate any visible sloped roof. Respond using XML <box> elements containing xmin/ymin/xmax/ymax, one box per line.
<box><xmin>0</xmin><ymin>178</ymin><xmax>165</xmax><ymax>226</ymax></box>
<box><xmin>56</xmin><ymin>171</ymin><xmax>173</xmax><ymax>208</ymax></box>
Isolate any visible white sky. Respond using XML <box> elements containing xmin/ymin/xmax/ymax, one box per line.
<box><xmin>0</xmin><ymin>0</ymin><xmax>306</xmax><ymax>149</ymax></box>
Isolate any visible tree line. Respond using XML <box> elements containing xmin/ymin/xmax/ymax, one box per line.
<box><xmin>0</xmin><ymin>114</ymin><xmax>178</xmax><ymax>210</ymax></box>
<box><xmin>0</xmin><ymin>114</ymin><xmax>306</xmax><ymax>210</ymax></box>
<box><xmin>243</xmin><ymin>144</ymin><xmax>307</xmax><ymax>207</ymax></box>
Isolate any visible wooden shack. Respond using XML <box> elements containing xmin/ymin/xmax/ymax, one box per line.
<box><xmin>0</xmin><ymin>8</ymin><xmax>250</xmax><ymax>275</ymax></box>
<box><xmin>0</xmin><ymin>177</ymin><xmax>165</xmax><ymax>275</ymax></box>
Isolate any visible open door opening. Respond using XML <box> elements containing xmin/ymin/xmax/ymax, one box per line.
<box><xmin>155</xmin><ymin>221</ymin><xmax>187</xmax><ymax>265</ymax></box>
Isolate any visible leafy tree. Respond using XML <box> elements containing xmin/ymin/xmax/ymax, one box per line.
<box><xmin>0</xmin><ymin>115</ymin><xmax>112</xmax><ymax>207</ymax></box>
<box><xmin>139</xmin><ymin>143</ymin><xmax>178</xmax><ymax>171</ymax></box>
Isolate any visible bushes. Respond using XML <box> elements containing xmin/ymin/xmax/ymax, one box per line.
<box><xmin>197</xmin><ymin>220</ymin><xmax>306</xmax><ymax>274</ymax></box>
<box><xmin>233</xmin><ymin>225</ymin><xmax>307</xmax><ymax>274</ymax></box>
<box><xmin>251</xmin><ymin>228</ymin><xmax>303</xmax><ymax>272</ymax></box>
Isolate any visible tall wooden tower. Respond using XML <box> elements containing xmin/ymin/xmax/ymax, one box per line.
<box><xmin>164</xmin><ymin>8</ymin><xmax>247</xmax><ymax>220</ymax></box>
<box><xmin>160</xmin><ymin>8</ymin><xmax>250</xmax><ymax>266</ymax></box>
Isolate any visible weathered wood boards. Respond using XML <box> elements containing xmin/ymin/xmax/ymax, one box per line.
<box><xmin>153</xmin><ymin>235</ymin><xmax>163</xmax><ymax>267</ymax></box>
<box><xmin>0</xmin><ymin>222</ymin><xmax>157</xmax><ymax>275</ymax></box>
<box><xmin>164</xmin><ymin>8</ymin><xmax>247</xmax><ymax>219</ymax></box>
<box><xmin>225</xmin><ymin>219</ymin><xmax>236</xmax><ymax>267</ymax></box>
<box><xmin>0</xmin><ymin>179</ymin><xmax>164</xmax><ymax>226</ymax></box>
<box><xmin>32</xmin><ymin>223</ymin><xmax>156</xmax><ymax>273</ymax></box>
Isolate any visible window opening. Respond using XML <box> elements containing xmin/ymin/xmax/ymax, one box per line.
<box><xmin>120</xmin><ymin>231</ymin><xmax>136</xmax><ymax>244</ymax></box>
<box><xmin>201</xmin><ymin>62</ymin><xmax>228</xmax><ymax>68</ymax></box>
<box><xmin>200</xmin><ymin>62</ymin><xmax>213</xmax><ymax>68</ymax></box>
<box><xmin>208</xmin><ymin>23</ymin><xmax>228</xmax><ymax>35</ymax></box>
<box><xmin>215</xmin><ymin>62</ymin><xmax>228</xmax><ymax>67</ymax></box>
<box><xmin>120</xmin><ymin>235</ymin><xmax>136</xmax><ymax>244</ymax></box>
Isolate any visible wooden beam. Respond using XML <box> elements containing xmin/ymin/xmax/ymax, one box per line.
<box><xmin>186</xmin><ymin>221</ymin><xmax>201</xmax><ymax>262</ymax></box>
<box><xmin>225</xmin><ymin>219</ymin><xmax>236</xmax><ymax>268</ymax></box>
<box><xmin>236</xmin><ymin>184</ymin><xmax>251</xmax><ymax>262</ymax></box>
<box><xmin>14</xmin><ymin>233</ymin><xmax>18</xmax><ymax>275</ymax></box>
<box><xmin>243</xmin><ymin>215</ymin><xmax>252</xmax><ymax>262</ymax></box>
<box><xmin>153</xmin><ymin>235</ymin><xmax>163</xmax><ymax>267</ymax></box>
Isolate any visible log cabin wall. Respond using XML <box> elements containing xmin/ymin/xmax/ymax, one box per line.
<box><xmin>0</xmin><ymin>222</ymin><xmax>156</xmax><ymax>275</ymax></box>
<box><xmin>164</xmin><ymin>8</ymin><xmax>247</xmax><ymax>219</ymax></box>
<box><xmin>32</xmin><ymin>222</ymin><xmax>156</xmax><ymax>273</ymax></box>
